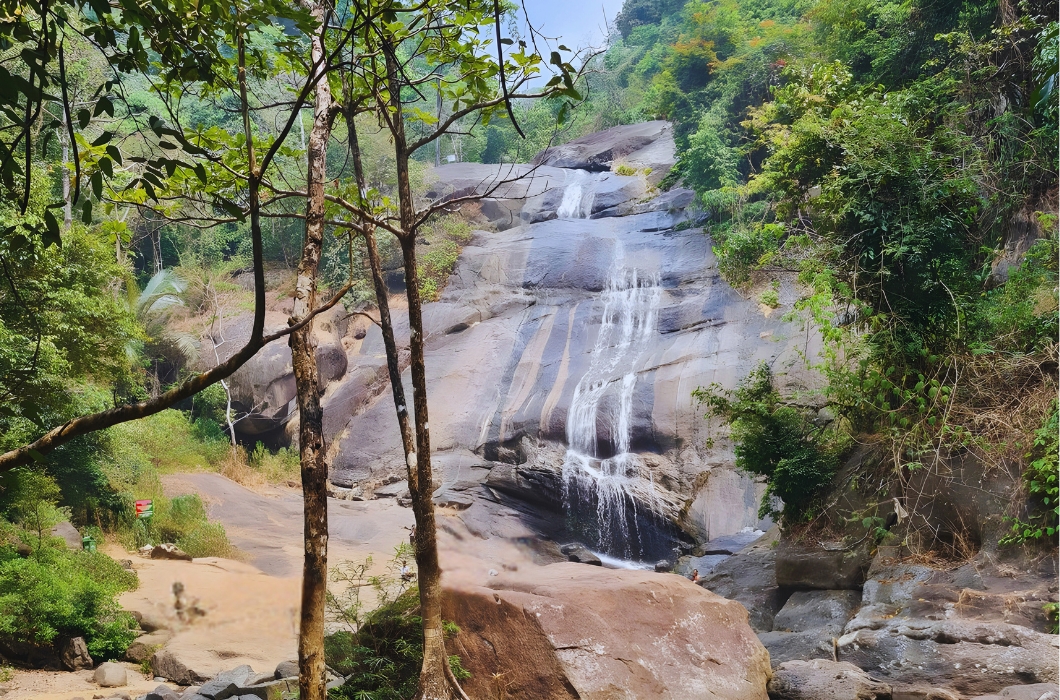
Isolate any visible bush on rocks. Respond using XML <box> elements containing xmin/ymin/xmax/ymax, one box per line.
<box><xmin>0</xmin><ymin>541</ymin><xmax>138</xmax><ymax>661</ymax></box>
<box><xmin>325</xmin><ymin>549</ymin><xmax>469</xmax><ymax>700</ymax></box>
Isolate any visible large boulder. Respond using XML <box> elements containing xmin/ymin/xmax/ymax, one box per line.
<box><xmin>443</xmin><ymin>562</ymin><xmax>771</xmax><ymax>700</ymax></box>
<box><xmin>838</xmin><ymin>617</ymin><xmax>1059</xmax><ymax>696</ymax></box>
<box><xmin>700</xmin><ymin>527</ymin><xmax>785</xmax><ymax>632</ymax></box>
<box><xmin>768</xmin><ymin>659</ymin><xmax>891</xmax><ymax>700</ymax></box>
<box><xmin>51</xmin><ymin>521</ymin><xmax>82</xmax><ymax>549</ymax></box>
<box><xmin>970</xmin><ymin>684</ymin><xmax>1060</xmax><ymax>700</ymax></box>
<box><xmin>273</xmin><ymin>660</ymin><xmax>298</xmax><ymax>680</ymax></box>
<box><xmin>124</xmin><ymin>631</ymin><xmax>172</xmax><ymax>664</ymax></box>
<box><xmin>151</xmin><ymin>649</ymin><xmax>212</xmax><ymax>686</ymax></box>
<box><xmin>775</xmin><ymin>540</ymin><xmax>871</xmax><ymax>590</ymax></box>
<box><xmin>201</xmin><ymin>305</ymin><xmax>348</xmax><ymax>441</ymax></box>
<box><xmin>760</xmin><ymin>589</ymin><xmax>862</xmax><ymax>666</ymax></box>
<box><xmin>836</xmin><ymin>557</ymin><xmax>1060</xmax><ymax>696</ymax></box>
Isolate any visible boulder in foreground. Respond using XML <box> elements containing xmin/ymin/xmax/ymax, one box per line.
<box><xmin>443</xmin><ymin>562</ymin><xmax>770</xmax><ymax>700</ymax></box>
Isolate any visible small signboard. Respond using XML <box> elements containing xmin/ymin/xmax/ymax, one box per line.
<box><xmin>135</xmin><ymin>499</ymin><xmax>154</xmax><ymax>519</ymax></box>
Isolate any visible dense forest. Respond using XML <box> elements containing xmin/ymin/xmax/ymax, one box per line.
<box><xmin>0</xmin><ymin>0</ymin><xmax>1056</xmax><ymax>696</ymax></box>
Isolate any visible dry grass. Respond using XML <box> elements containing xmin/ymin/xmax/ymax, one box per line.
<box><xmin>217</xmin><ymin>445</ymin><xmax>301</xmax><ymax>491</ymax></box>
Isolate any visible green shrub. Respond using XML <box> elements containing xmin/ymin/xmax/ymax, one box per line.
<box><xmin>249</xmin><ymin>442</ymin><xmax>300</xmax><ymax>484</ymax></box>
<box><xmin>0</xmin><ymin>546</ymin><xmax>138</xmax><ymax>660</ymax></box>
<box><xmin>695</xmin><ymin>362</ymin><xmax>839</xmax><ymax>524</ymax></box>
<box><xmin>614</xmin><ymin>163</ymin><xmax>638</xmax><ymax>176</ymax></box>
<box><xmin>1002</xmin><ymin>403</ymin><xmax>1059</xmax><ymax>545</ymax></box>
<box><xmin>124</xmin><ymin>494</ymin><xmax>233</xmax><ymax>558</ymax></box>
<box><xmin>758</xmin><ymin>285</ymin><xmax>780</xmax><ymax>308</ymax></box>
<box><xmin>0</xmin><ymin>469</ymin><xmax>66</xmax><ymax>551</ymax></box>
<box><xmin>326</xmin><ymin>546</ymin><xmax>468</xmax><ymax>700</ymax></box>
<box><xmin>107</xmin><ymin>409</ymin><xmax>228</xmax><ymax>474</ymax></box>
<box><xmin>326</xmin><ymin>588</ymin><xmax>468</xmax><ymax>700</ymax></box>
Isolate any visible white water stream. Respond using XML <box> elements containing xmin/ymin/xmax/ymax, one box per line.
<box><xmin>556</xmin><ymin>169</ymin><xmax>594</xmax><ymax>219</ymax></box>
<box><xmin>560</xmin><ymin>242</ymin><xmax>664</xmax><ymax>559</ymax></box>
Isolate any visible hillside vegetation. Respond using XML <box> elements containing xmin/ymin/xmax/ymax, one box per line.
<box><xmin>587</xmin><ymin>0</ymin><xmax>1058</xmax><ymax>549</ymax></box>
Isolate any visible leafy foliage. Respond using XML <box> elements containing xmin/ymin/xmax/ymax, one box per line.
<box><xmin>694</xmin><ymin>362</ymin><xmax>839</xmax><ymax>523</ymax></box>
<box><xmin>0</xmin><ymin>471</ymin><xmax>138</xmax><ymax>660</ymax></box>
<box><xmin>605</xmin><ymin>0</ymin><xmax>1058</xmax><ymax>544</ymax></box>
<box><xmin>0</xmin><ymin>546</ymin><xmax>139</xmax><ymax>659</ymax></box>
<box><xmin>326</xmin><ymin>546</ymin><xmax>469</xmax><ymax>700</ymax></box>
<box><xmin>1001</xmin><ymin>404</ymin><xmax>1059</xmax><ymax>545</ymax></box>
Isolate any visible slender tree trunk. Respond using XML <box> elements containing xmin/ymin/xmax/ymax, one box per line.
<box><xmin>348</xmin><ymin>119</ymin><xmax>416</xmax><ymax>459</ymax></box>
<box><xmin>61</xmin><ymin>118</ymin><xmax>72</xmax><ymax>231</ymax></box>
<box><xmin>290</xmin><ymin>15</ymin><xmax>333</xmax><ymax>700</ymax></box>
<box><xmin>383</xmin><ymin>42</ymin><xmax>469</xmax><ymax>700</ymax></box>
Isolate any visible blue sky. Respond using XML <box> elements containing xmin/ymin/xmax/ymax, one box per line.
<box><xmin>517</xmin><ymin>0</ymin><xmax>626</xmax><ymax>51</ymax></box>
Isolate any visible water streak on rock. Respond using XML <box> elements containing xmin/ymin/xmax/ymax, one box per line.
<box><xmin>556</xmin><ymin>169</ymin><xmax>593</xmax><ymax>219</ymax></box>
<box><xmin>562</xmin><ymin>242</ymin><xmax>664</xmax><ymax>559</ymax></box>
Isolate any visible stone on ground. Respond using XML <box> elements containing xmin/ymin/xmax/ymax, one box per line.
<box><xmin>124</xmin><ymin>631</ymin><xmax>172</xmax><ymax>663</ymax></box>
<box><xmin>151</xmin><ymin>649</ymin><xmax>211</xmax><ymax>686</ymax></box>
<box><xmin>150</xmin><ymin>543</ymin><xmax>192</xmax><ymax>561</ymax></box>
<box><xmin>93</xmin><ymin>662</ymin><xmax>128</xmax><ymax>687</ymax></box>
<box><xmin>273</xmin><ymin>661</ymin><xmax>298</xmax><ymax>680</ymax></box>
<box><xmin>143</xmin><ymin>685</ymin><xmax>181</xmax><ymax>700</ymax></box>
<box><xmin>968</xmin><ymin>683</ymin><xmax>1060</xmax><ymax>700</ymax></box>
<box><xmin>58</xmin><ymin>636</ymin><xmax>93</xmax><ymax>671</ymax></box>
<box><xmin>195</xmin><ymin>679</ymin><xmax>238</xmax><ymax>700</ymax></box>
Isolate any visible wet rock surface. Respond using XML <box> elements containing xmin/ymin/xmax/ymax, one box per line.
<box><xmin>210</xmin><ymin>121</ymin><xmax>814</xmax><ymax>557</ymax></box>
<box><xmin>327</xmin><ymin>160</ymin><xmax>812</xmax><ymax>554</ymax></box>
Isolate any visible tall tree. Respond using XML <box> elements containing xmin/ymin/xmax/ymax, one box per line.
<box><xmin>312</xmin><ymin>3</ymin><xmax>587</xmax><ymax>696</ymax></box>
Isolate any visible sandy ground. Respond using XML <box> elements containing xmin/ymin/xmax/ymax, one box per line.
<box><xmin>3</xmin><ymin>665</ymin><xmax>165</xmax><ymax>700</ymax></box>
<box><xmin>6</xmin><ymin>474</ymin><xmax>415</xmax><ymax>700</ymax></box>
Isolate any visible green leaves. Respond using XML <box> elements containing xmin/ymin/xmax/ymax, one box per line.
<box><xmin>695</xmin><ymin>362</ymin><xmax>839</xmax><ymax>524</ymax></box>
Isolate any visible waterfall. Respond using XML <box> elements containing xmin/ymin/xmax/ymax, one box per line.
<box><xmin>556</xmin><ymin>170</ymin><xmax>594</xmax><ymax>218</ymax></box>
<box><xmin>561</xmin><ymin>244</ymin><xmax>663</xmax><ymax>560</ymax></box>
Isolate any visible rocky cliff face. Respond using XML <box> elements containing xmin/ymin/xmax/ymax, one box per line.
<box><xmin>315</xmin><ymin>123</ymin><xmax>821</xmax><ymax>558</ymax></box>
<box><xmin>208</xmin><ymin>122</ymin><xmax>822</xmax><ymax>556</ymax></box>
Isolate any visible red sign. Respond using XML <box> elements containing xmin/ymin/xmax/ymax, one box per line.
<box><xmin>135</xmin><ymin>500</ymin><xmax>154</xmax><ymax>518</ymax></box>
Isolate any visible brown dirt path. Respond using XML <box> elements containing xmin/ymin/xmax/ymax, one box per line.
<box><xmin>6</xmin><ymin>474</ymin><xmax>414</xmax><ymax>700</ymax></box>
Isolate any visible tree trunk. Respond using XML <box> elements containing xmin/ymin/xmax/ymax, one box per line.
<box><xmin>383</xmin><ymin>42</ymin><xmax>469</xmax><ymax>700</ymax></box>
<box><xmin>348</xmin><ymin>119</ymin><xmax>416</xmax><ymax>459</ymax></box>
<box><xmin>291</xmin><ymin>15</ymin><xmax>334</xmax><ymax>700</ymax></box>
<box><xmin>60</xmin><ymin>117</ymin><xmax>72</xmax><ymax>231</ymax></box>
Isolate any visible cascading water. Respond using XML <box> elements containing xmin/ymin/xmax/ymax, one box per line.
<box><xmin>556</xmin><ymin>169</ymin><xmax>593</xmax><ymax>219</ymax></box>
<box><xmin>561</xmin><ymin>243</ymin><xmax>667</xmax><ymax>561</ymax></box>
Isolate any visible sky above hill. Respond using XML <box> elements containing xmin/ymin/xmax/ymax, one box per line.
<box><xmin>518</xmin><ymin>0</ymin><xmax>624</xmax><ymax>51</ymax></box>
